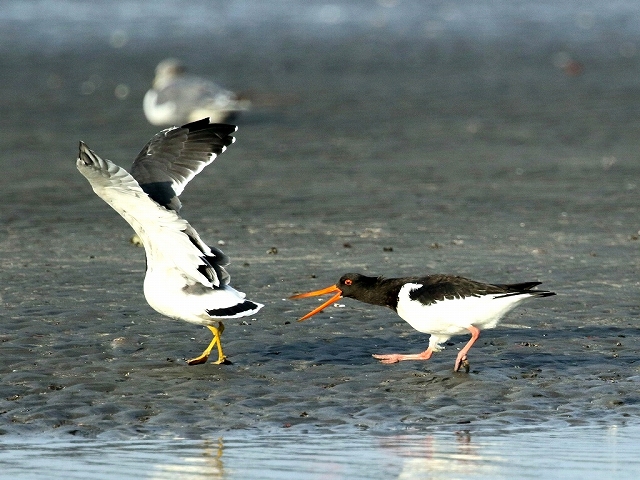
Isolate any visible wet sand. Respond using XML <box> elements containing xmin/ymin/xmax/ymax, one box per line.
<box><xmin>1</xmin><ymin>2</ymin><xmax>640</xmax><ymax>442</ymax></box>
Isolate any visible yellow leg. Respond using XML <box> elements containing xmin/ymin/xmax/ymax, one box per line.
<box><xmin>186</xmin><ymin>322</ymin><xmax>228</xmax><ymax>365</ymax></box>
<box><xmin>210</xmin><ymin>322</ymin><xmax>227</xmax><ymax>365</ymax></box>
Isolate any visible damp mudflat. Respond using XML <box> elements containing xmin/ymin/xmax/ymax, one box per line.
<box><xmin>1</xmin><ymin>0</ymin><xmax>639</xmax><ymax>477</ymax></box>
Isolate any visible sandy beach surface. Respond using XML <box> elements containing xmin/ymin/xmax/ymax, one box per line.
<box><xmin>1</xmin><ymin>0</ymin><xmax>639</xmax><ymax>476</ymax></box>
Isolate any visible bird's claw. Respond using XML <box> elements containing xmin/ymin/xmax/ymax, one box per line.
<box><xmin>186</xmin><ymin>355</ymin><xmax>209</xmax><ymax>366</ymax></box>
<box><xmin>211</xmin><ymin>356</ymin><xmax>232</xmax><ymax>365</ymax></box>
<box><xmin>454</xmin><ymin>357</ymin><xmax>470</xmax><ymax>373</ymax></box>
<box><xmin>187</xmin><ymin>355</ymin><xmax>232</xmax><ymax>365</ymax></box>
<box><xmin>372</xmin><ymin>353</ymin><xmax>401</xmax><ymax>364</ymax></box>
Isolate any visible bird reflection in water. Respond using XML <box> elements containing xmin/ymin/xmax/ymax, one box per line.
<box><xmin>149</xmin><ymin>437</ymin><xmax>225</xmax><ymax>480</ymax></box>
<box><xmin>379</xmin><ymin>432</ymin><xmax>500</xmax><ymax>479</ymax></box>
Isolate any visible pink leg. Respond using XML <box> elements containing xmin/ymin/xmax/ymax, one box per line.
<box><xmin>373</xmin><ymin>347</ymin><xmax>434</xmax><ymax>364</ymax></box>
<box><xmin>454</xmin><ymin>325</ymin><xmax>480</xmax><ymax>372</ymax></box>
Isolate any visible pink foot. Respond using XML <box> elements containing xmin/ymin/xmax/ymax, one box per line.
<box><xmin>454</xmin><ymin>353</ymin><xmax>470</xmax><ymax>373</ymax></box>
<box><xmin>372</xmin><ymin>348</ymin><xmax>433</xmax><ymax>364</ymax></box>
<box><xmin>372</xmin><ymin>353</ymin><xmax>403</xmax><ymax>364</ymax></box>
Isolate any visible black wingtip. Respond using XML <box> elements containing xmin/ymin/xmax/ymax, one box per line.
<box><xmin>77</xmin><ymin>141</ymin><xmax>96</xmax><ymax>166</ymax></box>
<box><xmin>494</xmin><ymin>288</ymin><xmax>556</xmax><ymax>299</ymax></box>
<box><xmin>181</xmin><ymin>118</ymin><xmax>211</xmax><ymax>130</ymax></box>
<box><xmin>535</xmin><ymin>291</ymin><xmax>557</xmax><ymax>298</ymax></box>
<box><xmin>181</xmin><ymin>118</ymin><xmax>238</xmax><ymax>137</ymax></box>
<box><xmin>78</xmin><ymin>140</ymin><xmax>94</xmax><ymax>155</ymax></box>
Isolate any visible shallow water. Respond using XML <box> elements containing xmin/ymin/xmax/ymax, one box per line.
<box><xmin>2</xmin><ymin>424</ymin><xmax>639</xmax><ymax>479</ymax></box>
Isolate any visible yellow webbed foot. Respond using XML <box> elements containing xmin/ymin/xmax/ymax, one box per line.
<box><xmin>187</xmin><ymin>322</ymin><xmax>230</xmax><ymax>366</ymax></box>
<box><xmin>210</xmin><ymin>355</ymin><xmax>232</xmax><ymax>365</ymax></box>
<box><xmin>187</xmin><ymin>352</ymin><xmax>210</xmax><ymax>365</ymax></box>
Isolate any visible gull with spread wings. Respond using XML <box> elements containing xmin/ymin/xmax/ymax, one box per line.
<box><xmin>77</xmin><ymin>118</ymin><xmax>262</xmax><ymax>365</ymax></box>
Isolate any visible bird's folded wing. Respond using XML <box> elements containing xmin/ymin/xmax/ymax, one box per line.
<box><xmin>156</xmin><ymin>77</ymin><xmax>233</xmax><ymax>107</ymax></box>
<box><xmin>407</xmin><ymin>275</ymin><xmax>500</xmax><ymax>305</ymax></box>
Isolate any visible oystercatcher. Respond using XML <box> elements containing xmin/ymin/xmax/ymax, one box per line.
<box><xmin>291</xmin><ymin>273</ymin><xmax>555</xmax><ymax>372</ymax></box>
<box><xmin>143</xmin><ymin>58</ymin><xmax>250</xmax><ymax>126</ymax></box>
<box><xmin>77</xmin><ymin>118</ymin><xmax>263</xmax><ymax>365</ymax></box>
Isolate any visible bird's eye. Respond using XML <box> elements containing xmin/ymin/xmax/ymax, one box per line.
<box><xmin>344</xmin><ymin>279</ymin><xmax>353</xmax><ymax>286</ymax></box>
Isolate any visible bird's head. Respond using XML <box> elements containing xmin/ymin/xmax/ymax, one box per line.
<box><xmin>289</xmin><ymin>273</ymin><xmax>374</xmax><ymax>321</ymax></box>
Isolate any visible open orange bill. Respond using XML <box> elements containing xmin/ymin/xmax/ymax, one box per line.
<box><xmin>289</xmin><ymin>284</ymin><xmax>343</xmax><ymax>321</ymax></box>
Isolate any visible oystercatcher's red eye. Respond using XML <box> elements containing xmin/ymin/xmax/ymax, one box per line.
<box><xmin>344</xmin><ymin>279</ymin><xmax>353</xmax><ymax>286</ymax></box>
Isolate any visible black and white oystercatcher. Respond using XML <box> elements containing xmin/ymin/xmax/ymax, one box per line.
<box><xmin>291</xmin><ymin>273</ymin><xmax>555</xmax><ymax>372</ymax></box>
<box><xmin>76</xmin><ymin>118</ymin><xmax>263</xmax><ymax>365</ymax></box>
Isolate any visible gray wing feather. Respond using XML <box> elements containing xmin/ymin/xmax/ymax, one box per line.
<box><xmin>77</xmin><ymin>140</ymin><xmax>231</xmax><ymax>288</ymax></box>
<box><xmin>130</xmin><ymin>118</ymin><xmax>237</xmax><ymax>212</ymax></box>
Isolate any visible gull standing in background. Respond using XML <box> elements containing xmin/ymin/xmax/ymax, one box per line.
<box><xmin>77</xmin><ymin>118</ymin><xmax>262</xmax><ymax>365</ymax></box>
<box><xmin>143</xmin><ymin>58</ymin><xmax>250</xmax><ymax>126</ymax></box>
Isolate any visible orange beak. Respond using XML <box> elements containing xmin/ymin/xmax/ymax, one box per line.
<box><xmin>289</xmin><ymin>284</ymin><xmax>343</xmax><ymax>322</ymax></box>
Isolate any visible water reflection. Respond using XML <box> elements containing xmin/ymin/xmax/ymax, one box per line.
<box><xmin>1</xmin><ymin>425</ymin><xmax>638</xmax><ymax>479</ymax></box>
<box><xmin>380</xmin><ymin>432</ymin><xmax>501</xmax><ymax>479</ymax></box>
<box><xmin>149</xmin><ymin>438</ymin><xmax>225</xmax><ymax>479</ymax></box>
<box><xmin>144</xmin><ymin>426</ymin><xmax>640</xmax><ymax>479</ymax></box>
